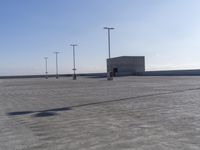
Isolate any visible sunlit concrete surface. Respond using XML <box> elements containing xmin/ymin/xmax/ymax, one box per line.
<box><xmin>1</xmin><ymin>76</ymin><xmax>200</xmax><ymax>150</ymax></box>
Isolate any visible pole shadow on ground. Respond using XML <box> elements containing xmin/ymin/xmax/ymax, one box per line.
<box><xmin>7</xmin><ymin>91</ymin><xmax>178</xmax><ymax>118</ymax></box>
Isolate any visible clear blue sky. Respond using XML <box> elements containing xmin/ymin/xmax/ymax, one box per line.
<box><xmin>1</xmin><ymin>0</ymin><xmax>200</xmax><ymax>75</ymax></box>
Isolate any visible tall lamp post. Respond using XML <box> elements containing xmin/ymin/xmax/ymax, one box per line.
<box><xmin>104</xmin><ymin>27</ymin><xmax>115</xmax><ymax>80</ymax></box>
<box><xmin>70</xmin><ymin>44</ymin><xmax>78</xmax><ymax>80</ymax></box>
<box><xmin>44</xmin><ymin>57</ymin><xmax>48</xmax><ymax>79</ymax></box>
<box><xmin>54</xmin><ymin>52</ymin><xmax>60</xmax><ymax>79</ymax></box>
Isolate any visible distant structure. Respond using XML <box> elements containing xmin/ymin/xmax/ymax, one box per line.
<box><xmin>107</xmin><ymin>56</ymin><xmax>145</xmax><ymax>76</ymax></box>
<box><xmin>145</xmin><ymin>69</ymin><xmax>200</xmax><ymax>76</ymax></box>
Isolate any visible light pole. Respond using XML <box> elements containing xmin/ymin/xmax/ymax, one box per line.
<box><xmin>70</xmin><ymin>44</ymin><xmax>78</xmax><ymax>80</ymax></box>
<box><xmin>104</xmin><ymin>27</ymin><xmax>115</xmax><ymax>80</ymax></box>
<box><xmin>44</xmin><ymin>57</ymin><xmax>48</xmax><ymax>79</ymax></box>
<box><xmin>54</xmin><ymin>52</ymin><xmax>59</xmax><ymax>79</ymax></box>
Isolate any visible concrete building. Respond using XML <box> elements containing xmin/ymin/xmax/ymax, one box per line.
<box><xmin>107</xmin><ymin>56</ymin><xmax>145</xmax><ymax>76</ymax></box>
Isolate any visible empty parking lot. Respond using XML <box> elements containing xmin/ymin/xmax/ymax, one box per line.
<box><xmin>1</xmin><ymin>76</ymin><xmax>200</xmax><ymax>150</ymax></box>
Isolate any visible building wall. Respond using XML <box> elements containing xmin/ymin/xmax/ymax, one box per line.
<box><xmin>107</xmin><ymin>56</ymin><xmax>145</xmax><ymax>76</ymax></box>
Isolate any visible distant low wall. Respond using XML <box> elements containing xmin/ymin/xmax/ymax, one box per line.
<box><xmin>0</xmin><ymin>74</ymin><xmax>73</xmax><ymax>79</ymax></box>
<box><xmin>1</xmin><ymin>70</ymin><xmax>200</xmax><ymax>79</ymax></box>
<box><xmin>144</xmin><ymin>69</ymin><xmax>200</xmax><ymax>76</ymax></box>
<box><xmin>79</xmin><ymin>73</ymin><xmax>107</xmax><ymax>78</ymax></box>
<box><xmin>0</xmin><ymin>73</ymin><xmax>107</xmax><ymax>79</ymax></box>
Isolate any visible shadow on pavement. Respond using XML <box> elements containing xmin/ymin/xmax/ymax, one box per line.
<box><xmin>33</xmin><ymin>111</ymin><xmax>57</xmax><ymax>117</ymax></box>
<box><xmin>7</xmin><ymin>107</ymin><xmax>72</xmax><ymax>117</ymax></box>
<box><xmin>7</xmin><ymin>92</ymin><xmax>170</xmax><ymax>118</ymax></box>
<box><xmin>8</xmin><ymin>111</ymin><xmax>34</xmax><ymax>116</ymax></box>
<box><xmin>8</xmin><ymin>87</ymin><xmax>200</xmax><ymax>118</ymax></box>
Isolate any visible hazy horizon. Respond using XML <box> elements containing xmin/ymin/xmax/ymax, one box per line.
<box><xmin>1</xmin><ymin>0</ymin><xmax>200</xmax><ymax>75</ymax></box>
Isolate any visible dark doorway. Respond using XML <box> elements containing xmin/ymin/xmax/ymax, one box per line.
<box><xmin>113</xmin><ymin>68</ymin><xmax>118</xmax><ymax>77</ymax></box>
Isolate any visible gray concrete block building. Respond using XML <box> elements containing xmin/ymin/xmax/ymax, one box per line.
<box><xmin>107</xmin><ymin>56</ymin><xmax>145</xmax><ymax>76</ymax></box>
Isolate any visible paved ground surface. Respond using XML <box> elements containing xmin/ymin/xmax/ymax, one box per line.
<box><xmin>1</xmin><ymin>76</ymin><xmax>200</xmax><ymax>150</ymax></box>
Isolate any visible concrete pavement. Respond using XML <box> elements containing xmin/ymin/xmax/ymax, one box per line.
<box><xmin>0</xmin><ymin>76</ymin><xmax>200</xmax><ymax>150</ymax></box>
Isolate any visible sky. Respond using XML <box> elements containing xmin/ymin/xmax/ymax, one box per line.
<box><xmin>1</xmin><ymin>0</ymin><xmax>200</xmax><ymax>75</ymax></box>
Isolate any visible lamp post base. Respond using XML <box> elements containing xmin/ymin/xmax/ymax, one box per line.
<box><xmin>107</xmin><ymin>72</ymin><xmax>113</xmax><ymax>81</ymax></box>
<box><xmin>73</xmin><ymin>74</ymin><xmax>77</xmax><ymax>80</ymax></box>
